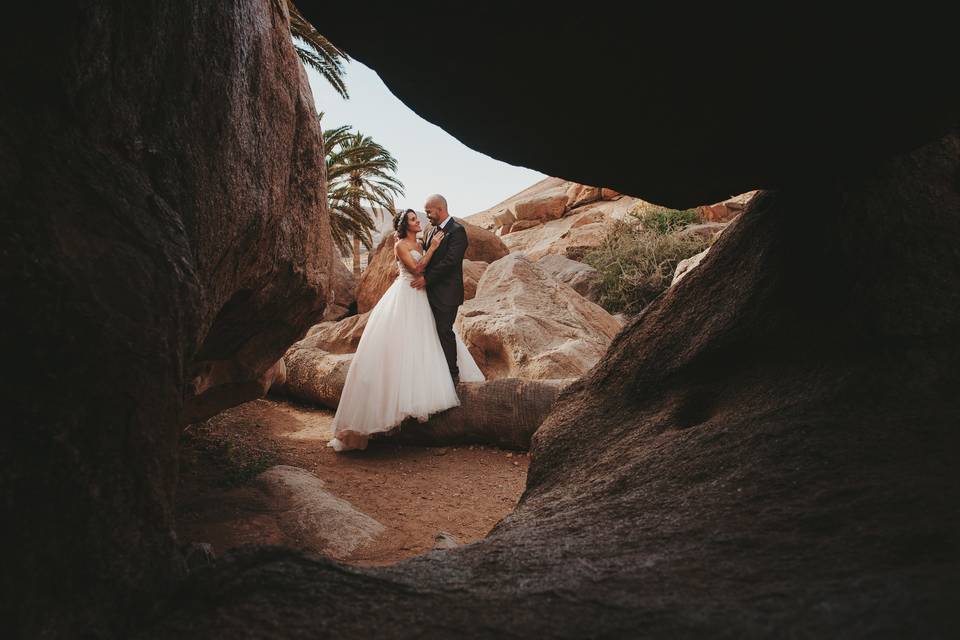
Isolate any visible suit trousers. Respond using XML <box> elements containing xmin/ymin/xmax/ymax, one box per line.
<box><xmin>430</xmin><ymin>302</ymin><xmax>459</xmax><ymax>380</ymax></box>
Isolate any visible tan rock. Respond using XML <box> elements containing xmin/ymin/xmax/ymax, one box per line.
<box><xmin>502</xmin><ymin>196</ymin><xmax>642</xmax><ymax>261</ymax></box>
<box><xmin>600</xmin><ymin>187</ymin><xmax>621</xmax><ymax>199</ymax></box>
<box><xmin>457</xmin><ymin>254</ymin><xmax>621</xmax><ymax>379</ymax></box>
<box><xmin>464</xmin><ymin>177</ymin><xmax>570</xmax><ymax>229</ymax></box>
<box><xmin>537</xmin><ymin>254</ymin><xmax>603</xmax><ymax>302</ymax></box>
<box><xmin>275</xmin><ymin>348</ymin><xmax>353</xmax><ymax>409</ymax></box>
<box><xmin>303</xmin><ymin>312</ymin><xmax>369</xmax><ymax>354</ymax></box>
<box><xmin>463</xmin><ymin>259</ymin><xmax>489</xmax><ymax>301</ymax></box>
<box><xmin>355</xmin><ymin>235</ymin><xmax>399</xmax><ymax>315</ymax></box>
<box><xmin>254</xmin><ymin>465</ymin><xmax>384</xmax><ymax>558</ymax></box>
<box><xmin>357</xmin><ymin>219</ymin><xmax>508</xmax><ymax>313</ymax></box>
<box><xmin>678</xmin><ymin>222</ymin><xmax>728</xmax><ymax>242</ymax></box>
<box><xmin>671</xmin><ymin>247</ymin><xmax>710</xmax><ymax>286</ymax></box>
<box><xmin>505</xmin><ymin>219</ymin><xmax>542</xmax><ymax>234</ymax></box>
<box><xmin>511</xmin><ymin>193</ymin><xmax>568</xmax><ymax>222</ymax></box>
<box><xmin>565</xmin><ymin>183</ymin><xmax>603</xmax><ymax>209</ymax></box>
<box><xmin>493</xmin><ymin>209</ymin><xmax>516</xmax><ymax>228</ymax></box>
<box><xmin>699</xmin><ymin>190</ymin><xmax>757</xmax><ymax>222</ymax></box>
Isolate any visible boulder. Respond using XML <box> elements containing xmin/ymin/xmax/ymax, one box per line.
<box><xmin>501</xmin><ymin>197</ymin><xmax>641</xmax><ymax>261</ymax></box>
<box><xmin>504</xmin><ymin>219</ymin><xmax>541</xmax><ymax>234</ymax></box>
<box><xmin>565</xmin><ymin>183</ymin><xmax>602</xmax><ymax>209</ymax></box>
<box><xmin>463</xmin><ymin>259</ymin><xmax>489</xmax><ymax>301</ymax></box>
<box><xmin>357</xmin><ymin>220</ymin><xmax>508</xmax><ymax>313</ymax></box>
<box><xmin>677</xmin><ymin>221</ymin><xmax>729</xmax><ymax>242</ymax></box>
<box><xmin>4</xmin><ymin>0</ymin><xmax>333</xmax><ymax>633</ymax></box>
<box><xmin>463</xmin><ymin>177</ymin><xmax>570</xmax><ymax>230</ymax></box>
<box><xmin>322</xmin><ymin>256</ymin><xmax>358</xmax><ymax>322</ymax></box>
<box><xmin>275</xmin><ymin>349</ymin><xmax>353</xmax><ymax>410</ymax></box>
<box><xmin>493</xmin><ymin>209</ymin><xmax>516</xmax><ymax>229</ymax></box>
<box><xmin>671</xmin><ymin>247</ymin><xmax>710</xmax><ymax>285</ymax></box>
<box><xmin>355</xmin><ymin>235</ymin><xmax>399</xmax><ymax>315</ymax></box>
<box><xmin>459</xmin><ymin>218</ymin><xmax>511</xmax><ymax>263</ymax></box>
<box><xmin>303</xmin><ymin>312</ymin><xmax>370</xmax><ymax>354</ymax></box>
<box><xmin>699</xmin><ymin>190</ymin><xmax>758</xmax><ymax>222</ymax></box>
<box><xmin>254</xmin><ymin>466</ymin><xmax>384</xmax><ymax>559</ymax></box>
<box><xmin>397</xmin><ymin>378</ymin><xmax>572</xmax><ymax>450</ymax></box>
<box><xmin>457</xmin><ymin>254</ymin><xmax>621</xmax><ymax>379</ymax></box>
<box><xmin>511</xmin><ymin>193</ymin><xmax>568</xmax><ymax>222</ymax></box>
<box><xmin>536</xmin><ymin>254</ymin><xmax>603</xmax><ymax>302</ymax></box>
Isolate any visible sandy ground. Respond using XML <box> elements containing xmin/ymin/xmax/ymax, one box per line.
<box><xmin>177</xmin><ymin>397</ymin><xmax>529</xmax><ymax>565</ymax></box>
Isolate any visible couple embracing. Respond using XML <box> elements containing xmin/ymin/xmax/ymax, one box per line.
<box><xmin>328</xmin><ymin>195</ymin><xmax>484</xmax><ymax>452</ymax></box>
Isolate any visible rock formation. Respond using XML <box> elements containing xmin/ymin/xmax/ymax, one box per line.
<box><xmin>144</xmin><ymin>128</ymin><xmax>960</xmax><ymax>640</ymax></box>
<box><xmin>255</xmin><ymin>466</ymin><xmax>384</xmax><ymax>558</ymax></box>
<box><xmin>536</xmin><ymin>254</ymin><xmax>603</xmax><ymax>302</ymax></box>
<box><xmin>396</xmin><ymin>378</ymin><xmax>571</xmax><ymax>450</ymax></box>
<box><xmin>3</xmin><ymin>0</ymin><xmax>332</xmax><ymax>635</ymax></box>
<box><xmin>458</xmin><ymin>254</ymin><xmax>621</xmax><ymax>379</ymax></box>
<box><xmin>6</xmin><ymin>2</ymin><xmax>959</xmax><ymax>637</ymax></box>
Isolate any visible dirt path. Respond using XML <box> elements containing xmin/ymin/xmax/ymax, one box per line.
<box><xmin>177</xmin><ymin>397</ymin><xmax>529</xmax><ymax>565</ymax></box>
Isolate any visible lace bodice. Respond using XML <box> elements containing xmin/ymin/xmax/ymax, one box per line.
<box><xmin>396</xmin><ymin>249</ymin><xmax>422</xmax><ymax>283</ymax></box>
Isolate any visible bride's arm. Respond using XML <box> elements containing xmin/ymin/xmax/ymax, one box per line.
<box><xmin>412</xmin><ymin>231</ymin><xmax>445</xmax><ymax>274</ymax></box>
<box><xmin>395</xmin><ymin>241</ymin><xmax>421</xmax><ymax>274</ymax></box>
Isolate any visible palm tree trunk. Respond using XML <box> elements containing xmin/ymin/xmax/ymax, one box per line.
<box><xmin>352</xmin><ymin>235</ymin><xmax>361</xmax><ymax>275</ymax></box>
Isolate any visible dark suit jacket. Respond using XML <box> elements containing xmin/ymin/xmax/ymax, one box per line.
<box><xmin>422</xmin><ymin>217</ymin><xmax>468</xmax><ymax>310</ymax></box>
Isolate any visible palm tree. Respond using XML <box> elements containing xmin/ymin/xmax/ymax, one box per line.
<box><xmin>324</xmin><ymin>121</ymin><xmax>404</xmax><ymax>274</ymax></box>
<box><xmin>287</xmin><ymin>0</ymin><xmax>349</xmax><ymax>99</ymax></box>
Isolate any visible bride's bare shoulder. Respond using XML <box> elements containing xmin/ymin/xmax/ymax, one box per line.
<box><xmin>394</xmin><ymin>238</ymin><xmax>417</xmax><ymax>256</ymax></box>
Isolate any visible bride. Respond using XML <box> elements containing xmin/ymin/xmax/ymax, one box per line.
<box><xmin>328</xmin><ymin>209</ymin><xmax>485</xmax><ymax>452</ymax></box>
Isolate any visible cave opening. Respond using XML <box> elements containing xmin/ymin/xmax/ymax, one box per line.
<box><xmin>4</xmin><ymin>2</ymin><xmax>959</xmax><ymax>638</ymax></box>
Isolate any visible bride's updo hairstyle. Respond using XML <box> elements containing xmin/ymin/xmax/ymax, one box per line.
<box><xmin>394</xmin><ymin>208</ymin><xmax>416</xmax><ymax>239</ymax></box>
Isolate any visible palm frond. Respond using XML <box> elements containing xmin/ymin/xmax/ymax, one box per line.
<box><xmin>287</xmin><ymin>0</ymin><xmax>349</xmax><ymax>99</ymax></box>
<box><xmin>322</xmin><ymin>123</ymin><xmax>404</xmax><ymax>254</ymax></box>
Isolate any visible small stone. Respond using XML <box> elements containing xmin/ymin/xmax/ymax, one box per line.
<box><xmin>433</xmin><ymin>531</ymin><xmax>461</xmax><ymax>550</ymax></box>
<box><xmin>506</xmin><ymin>453</ymin><xmax>513</xmax><ymax>458</ymax></box>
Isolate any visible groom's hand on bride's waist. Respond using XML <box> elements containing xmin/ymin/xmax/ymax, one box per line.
<box><xmin>410</xmin><ymin>275</ymin><xmax>427</xmax><ymax>289</ymax></box>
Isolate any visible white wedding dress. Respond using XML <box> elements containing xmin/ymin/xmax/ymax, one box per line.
<box><xmin>328</xmin><ymin>250</ymin><xmax>485</xmax><ymax>451</ymax></box>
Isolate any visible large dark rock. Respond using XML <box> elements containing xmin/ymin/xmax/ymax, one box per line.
<box><xmin>1</xmin><ymin>0</ymin><xmax>331</xmax><ymax>636</ymax></box>
<box><xmin>308</xmin><ymin>4</ymin><xmax>959</xmax><ymax>207</ymax></box>
<box><xmin>142</xmin><ymin>130</ymin><xmax>960</xmax><ymax>638</ymax></box>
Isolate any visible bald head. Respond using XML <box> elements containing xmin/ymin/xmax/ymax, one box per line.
<box><xmin>424</xmin><ymin>194</ymin><xmax>449</xmax><ymax>226</ymax></box>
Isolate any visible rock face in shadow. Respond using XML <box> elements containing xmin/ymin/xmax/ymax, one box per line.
<box><xmin>1</xmin><ymin>0</ymin><xmax>332</xmax><ymax>636</ymax></box>
<box><xmin>314</xmin><ymin>6</ymin><xmax>958</xmax><ymax>207</ymax></box>
<box><xmin>395</xmin><ymin>378</ymin><xmax>571</xmax><ymax>450</ymax></box>
<box><xmin>142</xmin><ymin>131</ymin><xmax>960</xmax><ymax>638</ymax></box>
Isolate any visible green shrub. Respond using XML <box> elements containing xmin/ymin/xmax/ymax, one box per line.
<box><xmin>583</xmin><ymin>219</ymin><xmax>710</xmax><ymax>315</ymax></box>
<box><xmin>631</xmin><ymin>204</ymin><xmax>702</xmax><ymax>235</ymax></box>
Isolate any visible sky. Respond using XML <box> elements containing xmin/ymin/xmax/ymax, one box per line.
<box><xmin>304</xmin><ymin>59</ymin><xmax>546</xmax><ymax>218</ymax></box>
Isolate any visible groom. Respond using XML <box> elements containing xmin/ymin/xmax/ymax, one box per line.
<box><xmin>410</xmin><ymin>194</ymin><xmax>468</xmax><ymax>384</ymax></box>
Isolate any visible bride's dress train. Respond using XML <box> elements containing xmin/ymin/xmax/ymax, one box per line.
<box><xmin>328</xmin><ymin>250</ymin><xmax>484</xmax><ymax>451</ymax></box>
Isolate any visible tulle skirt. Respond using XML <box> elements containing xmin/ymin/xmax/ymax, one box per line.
<box><xmin>328</xmin><ymin>276</ymin><xmax>484</xmax><ymax>451</ymax></box>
